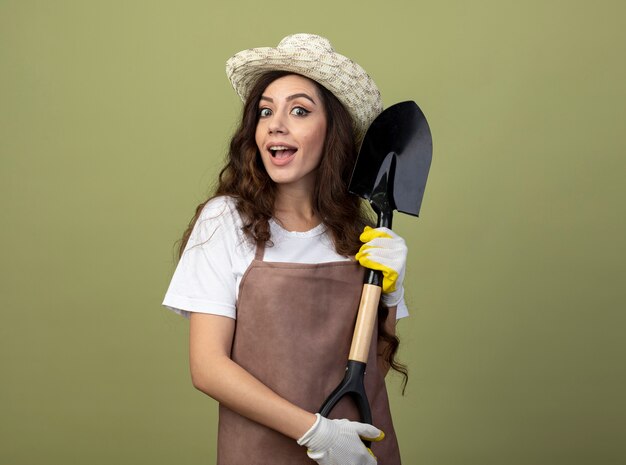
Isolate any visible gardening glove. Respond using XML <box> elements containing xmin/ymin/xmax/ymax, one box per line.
<box><xmin>297</xmin><ymin>413</ymin><xmax>384</xmax><ymax>465</ymax></box>
<box><xmin>355</xmin><ymin>226</ymin><xmax>407</xmax><ymax>307</ymax></box>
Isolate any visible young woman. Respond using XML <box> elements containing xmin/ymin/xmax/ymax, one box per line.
<box><xmin>163</xmin><ymin>33</ymin><xmax>409</xmax><ymax>465</ymax></box>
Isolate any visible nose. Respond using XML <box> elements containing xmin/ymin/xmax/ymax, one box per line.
<box><xmin>268</xmin><ymin>113</ymin><xmax>288</xmax><ymax>134</ymax></box>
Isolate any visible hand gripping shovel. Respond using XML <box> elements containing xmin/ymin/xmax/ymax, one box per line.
<box><xmin>318</xmin><ymin>101</ymin><xmax>433</xmax><ymax>443</ymax></box>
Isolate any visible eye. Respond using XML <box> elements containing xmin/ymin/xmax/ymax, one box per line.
<box><xmin>259</xmin><ymin>108</ymin><xmax>272</xmax><ymax>118</ymax></box>
<box><xmin>290</xmin><ymin>106</ymin><xmax>310</xmax><ymax>117</ymax></box>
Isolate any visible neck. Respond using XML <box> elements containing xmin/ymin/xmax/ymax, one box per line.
<box><xmin>273</xmin><ymin>184</ymin><xmax>320</xmax><ymax>232</ymax></box>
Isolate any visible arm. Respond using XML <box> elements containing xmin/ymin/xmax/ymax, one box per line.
<box><xmin>190</xmin><ymin>313</ymin><xmax>382</xmax><ymax>464</ymax></box>
<box><xmin>189</xmin><ymin>312</ymin><xmax>316</xmax><ymax>440</ymax></box>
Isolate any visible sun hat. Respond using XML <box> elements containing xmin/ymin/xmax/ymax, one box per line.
<box><xmin>226</xmin><ymin>33</ymin><xmax>383</xmax><ymax>142</ymax></box>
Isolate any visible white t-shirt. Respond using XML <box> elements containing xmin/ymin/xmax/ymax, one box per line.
<box><xmin>162</xmin><ymin>196</ymin><xmax>409</xmax><ymax>319</ymax></box>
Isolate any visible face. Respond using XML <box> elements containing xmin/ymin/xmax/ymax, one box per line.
<box><xmin>255</xmin><ymin>74</ymin><xmax>327</xmax><ymax>191</ymax></box>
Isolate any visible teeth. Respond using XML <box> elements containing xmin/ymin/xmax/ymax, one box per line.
<box><xmin>269</xmin><ymin>146</ymin><xmax>290</xmax><ymax>151</ymax></box>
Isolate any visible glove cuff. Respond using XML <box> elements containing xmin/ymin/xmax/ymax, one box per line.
<box><xmin>381</xmin><ymin>285</ymin><xmax>404</xmax><ymax>308</ymax></box>
<box><xmin>297</xmin><ymin>413</ymin><xmax>337</xmax><ymax>451</ymax></box>
<box><xmin>297</xmin><ymin>413</ymin><xmax>322</xmax><ymax>447</ymax></box>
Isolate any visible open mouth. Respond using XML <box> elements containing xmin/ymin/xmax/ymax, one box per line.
<box><xmin>269</xmin><ymin>145</ymin><xmax>298</xmax><ymax>159</ymax></box>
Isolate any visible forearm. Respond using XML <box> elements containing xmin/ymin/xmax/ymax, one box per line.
<box><xmin>189</xmin><ymin>312</ymin><xmax>316</xmax><ymax>440</ymax></box>
<box><xmin>191</xmin><ymin>352</ymin><xmax>316</xmax><ymax>439</ymax></box>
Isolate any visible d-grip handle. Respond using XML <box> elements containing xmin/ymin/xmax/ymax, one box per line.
<box><xmin>318</xmin><ymin>360</ymin><xmax>372</xmax><ymax>448</ymax></box>
<box><xmin>318</xmin><ymin>360</ymin><xmax>372</xmax><ymax>423</ymax></box>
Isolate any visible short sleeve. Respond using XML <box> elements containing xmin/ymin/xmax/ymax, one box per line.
<box><xmin>395</xmin><ymin>295</ymin><xmax>409</xmax><ymax>319</ymax></box>
<box><xmin>162</xmin><ymin>197</ymin><xmax>244</xmax><ymax>319</ymax></box>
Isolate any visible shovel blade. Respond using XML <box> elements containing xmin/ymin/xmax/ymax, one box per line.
<box><xmin>349</xmin><ymin>101</ymin><xmax>432</xmax><ymax>217</ymax></box>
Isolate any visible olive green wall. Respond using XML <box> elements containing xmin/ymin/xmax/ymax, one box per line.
<box><xmin>1</xmin><ymin>1</ymin><xmax>624</xmax><ymax>464</ymax></box>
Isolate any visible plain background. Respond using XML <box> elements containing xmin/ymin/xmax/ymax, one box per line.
<box><xmin>1</xmin><ymin>1</ymin><xmax>625</xmax><ymax>464</ymax></box>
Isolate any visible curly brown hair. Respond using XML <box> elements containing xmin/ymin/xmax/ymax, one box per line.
<box><xmin>178</xmin><ymin>70</ymin><xmax>407</xmax><ymax>389</ymax></box>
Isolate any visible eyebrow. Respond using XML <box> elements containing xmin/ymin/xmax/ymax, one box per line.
<box><xmin>259</xmin><ymin>93</ymin><xmax>317</xmax><ymax>105</ymax></box>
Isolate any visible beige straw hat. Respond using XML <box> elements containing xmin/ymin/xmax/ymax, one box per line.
<box><xmin>226</xmin><ymin>33</ymin><xmax>383</xmax><ymax>141</ymax></box>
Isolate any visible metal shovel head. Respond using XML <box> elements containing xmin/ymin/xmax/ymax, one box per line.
<box><xmin>349</xmin><ymin>101</ymin><xmax>432</xmax><ymax>217</ymax></box>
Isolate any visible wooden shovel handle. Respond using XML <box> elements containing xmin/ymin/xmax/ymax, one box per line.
<box><xmin>348</xmin><ymin>284</ymin><xmax>382</xmax><ymax>363</ymax></box>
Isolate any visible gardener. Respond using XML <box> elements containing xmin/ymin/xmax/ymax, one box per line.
<box><xmin>163</xmin><ymin>33</ymin><xmax>409</xmax><ymax>465</ymax></box>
